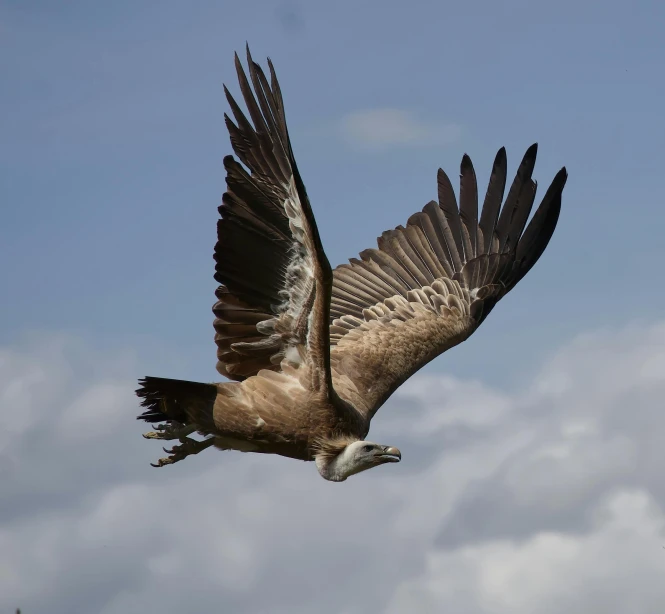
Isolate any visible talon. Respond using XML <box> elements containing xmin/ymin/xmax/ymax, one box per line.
<box><xmin>150</xmin><ymin>457</ymin><xmax>174</xmax><ymax>468</ymax></box>
<box><xmin>148</xmin><ymin>436</ymin><xmax>215</xmax><ymax>468</ymax></box>
<box><xmin>142</xmin><ymin>422</ymin><xmax>195</xmax><ymax>441</ymax></box>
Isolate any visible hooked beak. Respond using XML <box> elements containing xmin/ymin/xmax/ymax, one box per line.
<box><xmin>376</xmin><ymin>446</ymin><xmax>401</xmax><ymax>463</ymax></box>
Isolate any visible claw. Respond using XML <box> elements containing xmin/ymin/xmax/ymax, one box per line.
<box><xmin>142</xmin><ymin>422</ymin><xmax>195</xmax><ymax>441</ymax></box>
<box><xmin>143</xmin><ymin>431</ymin><xmax>163</xmax><ymax>440</ymax></box>
<box><xmin>150</xmin><ymin>457</ymin><xmax>174</xmax><ymax>468</ymax></box>
<box><xmin>148</xmin><ymin>436</ymin><xmax>216</xmax><ymax>468</ymax></box>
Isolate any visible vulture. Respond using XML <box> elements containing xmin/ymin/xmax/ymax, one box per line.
<box><xmin>136</xmin><ymin>47</ymin><xmax>568</xmax><ymax>481</ymax></box>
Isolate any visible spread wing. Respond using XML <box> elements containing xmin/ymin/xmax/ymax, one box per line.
<box><xmin>329</xmin><ymin>145</ymin><xmax>567</xmax><ymax>420</ymax></box>
<box><xmin>213</xmin><ymin>47</ymin><xmax>333</xmax><ymax>394</ymax></box>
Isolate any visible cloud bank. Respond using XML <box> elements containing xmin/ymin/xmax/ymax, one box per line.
<box><xmin>339</xmin><ymin>108</ymin><xmax>462</xmax><ymax>151</ymax></box>
<box><xmin>2</xmin><ymin>322</ymin><xmax>665</xmax><ymax>613</ymax></box>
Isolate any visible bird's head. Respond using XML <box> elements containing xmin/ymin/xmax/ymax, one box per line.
<box><xmin>315</xmin><ymin>438</ymin><xmax>401</xmax><ymax>482</ymax></box>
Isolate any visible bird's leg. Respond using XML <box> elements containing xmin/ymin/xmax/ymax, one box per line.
<box><xmin>150</xmin><ymin>436</ymin><xmax>216</xmax><ymax>468</ymax></box>
<box><xmin>142</xmin><ymin>422</ymin><xmax>195</xmax><ymax>441</ymax></box>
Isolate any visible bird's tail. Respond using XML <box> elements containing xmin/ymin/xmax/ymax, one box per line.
<box><xmin>136</xmin><ymin>376</ymin><xmax>213</xmax><ymax>423</ymax></box>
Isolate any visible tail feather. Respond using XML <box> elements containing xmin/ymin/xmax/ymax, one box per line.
<box><xmin>136</xmin><ymin>376</ymin><xmax>218</xmax><ymax>433</ymax></box>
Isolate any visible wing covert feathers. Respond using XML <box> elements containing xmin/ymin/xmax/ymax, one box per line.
<box><xmin>330</xmin><ymin>145</ymin><xmax>567</xmax><ymax>418</ymax></box>
<box><xmin>214</xmin><ymin>46</ymin><xmax>333</xmax><ymax>389</ymax></box>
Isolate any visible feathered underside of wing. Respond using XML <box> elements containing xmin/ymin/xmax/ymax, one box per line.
<box><xmin>214</xmin><ymin>46</ymin><xmax>332</xmax><ymax>385</ymax></box>
<box><xmin>330</xmin><ymin>144</ymin><xmax>568</xmax><ymax>418</ymax></box>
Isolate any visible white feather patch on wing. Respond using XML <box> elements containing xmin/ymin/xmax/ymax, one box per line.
<box><xmin>284</xmin><ymin>345</ymin><xmax>302</xmax><ymax>366</ymax></box>
<box><xmin>278</xmin><ymin>185</ymin><xmax>315</xmax><ymax>322</ymax></box>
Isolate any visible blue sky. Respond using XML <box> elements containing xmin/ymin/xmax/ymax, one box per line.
<box><xmin>3</xmin><ymin>2</ymin><xmax>665</xmax><ymax>613</ymax></box>
<box><xmin>2</xmin><ymin>0</ymin><xmax>665</xmax><ymax>387</ymax></box>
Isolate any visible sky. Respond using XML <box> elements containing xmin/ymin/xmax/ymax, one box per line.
<box><xmin>1</xmin><ymin>0</ymin><xmax>665</xmax><ymax>612</ymax></box>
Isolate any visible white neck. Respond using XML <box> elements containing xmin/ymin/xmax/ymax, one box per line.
<box><xmin>315</xmin><ymin>443</ymin><xmax>365</xmax><ymax>482</ymax></box>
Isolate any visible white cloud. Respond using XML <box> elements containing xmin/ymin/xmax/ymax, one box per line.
<box><xmin>2</xmin><ymin>323</ymin><xmax>665</xmax><ymax>613</ymax></box>
<box><xmin>387</xmin><ymin>490</ymin><xmax>665</xmax><ymax>614</ymax></box>
<box><xmin>57</xmin><ymin>380</ymin><xmax>134</xmax><ymax>441</ymax></box>
<box><xmin>0</xmin><ymin>337</ymin><xmax>72</xmax><ymax>445</ymax></box>
<box><xmin>339</xmin><ymin>108</ymin><xmax>462</xmax><ymax>151</ymax></box>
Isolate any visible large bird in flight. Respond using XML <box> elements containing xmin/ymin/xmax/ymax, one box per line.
<box><xmin>136</xmin><ymin>47</ymin><xmax>568</xmax><ymax>481</ymax></box>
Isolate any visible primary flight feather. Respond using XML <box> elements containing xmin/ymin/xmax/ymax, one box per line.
<box><xmin>136</xmin><ymin>47</ymin><xmax>568</xmax><ymax>482</ymax></box>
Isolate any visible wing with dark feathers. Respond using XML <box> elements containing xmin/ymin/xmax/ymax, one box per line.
<box><xmin>214</xmin><ymin>46</ymin><xmax>333</xmax><ymax>393</ymax></box>
<box><xmin>329</xmin><ymin>145</ymin><xmax>567</xmax><ymax>419</ymax></box>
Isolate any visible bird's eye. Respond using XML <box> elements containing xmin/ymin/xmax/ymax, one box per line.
<box><xmin>363</xmin><ymin>444</ymin><xmax>373</xmax><ymax>452</ymax></box>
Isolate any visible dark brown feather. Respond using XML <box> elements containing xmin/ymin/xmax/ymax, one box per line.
<box><xmin>478</xmin><ymin>147</ymin><xmax>507</xmax><ymax>255</ymax></box>
<box><xmin>407</xmin><ymin>208</ymin><xmax>455</xmax><ymax>277</ymax></box>
<box><xmin>423</xmin><ymin>199</ymin><xmax>463</xmax><ymax>271</ymax></box>
<box><xmin>459</xmin><ymin>154</ymin><xmax>479</xmax><ymax>259</ymax></box>
<box><xmin>437</xmin><ymin>169</ymin><xmax>465</xmax><ymax>263</ymax></box>
<box><xmin>495</xmin><ymin>143</ymin><xmax>538</xmax><ymax>252</ymax></box>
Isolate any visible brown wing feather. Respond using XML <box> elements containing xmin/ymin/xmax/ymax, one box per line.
<box><xmin>459</xmin><ymin>154</ymin><xmax>479</xmax><ymax>260</ymax></box>
<box><xmin>214</xmin><ymin>46</ymin><xmax>333</xmax><ymax>394</ymax></box>
<box><xmin>330</xmin><ymin>146</ymin><xmax>567</xmax><ymax>420</ymax></box>
<box><xmin>478</xmin><ymin>147</ymin><xmax>508</xmax><ymax>255</ymax></box>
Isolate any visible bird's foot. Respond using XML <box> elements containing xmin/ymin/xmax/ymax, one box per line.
<box><xmin>142</xmin><ymin>422</ymin><xmax>195</xmax><ymax>441</ymax></box>
<box><xmin>150</xmin><ymin>436</ymin><xmax>215</xmax><ymax>468</ymax></box>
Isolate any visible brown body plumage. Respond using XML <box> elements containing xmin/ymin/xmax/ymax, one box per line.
<box><xmin>136</xmin><ymin>46</ymin><xmax>568</xmax><ymax>481</ymax></box>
